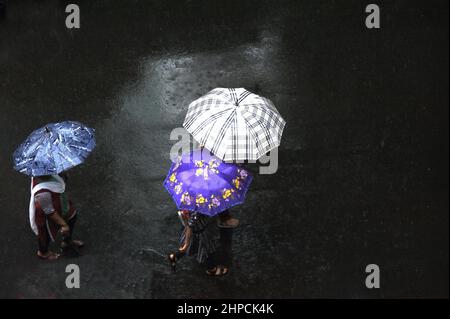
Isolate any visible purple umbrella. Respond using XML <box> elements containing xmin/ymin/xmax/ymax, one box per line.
<box><xmin>163</xmin><ymin>149</ymin><xmax>252</xmax><ymax>216</ymax></box>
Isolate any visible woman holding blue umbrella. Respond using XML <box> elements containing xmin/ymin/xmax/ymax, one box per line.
<box><xmin>13</xmin><ymin>121</ymin><xmax>96</xmax><ymax>260</ymax></box>
<box><xmin>164</xmin><ymin>149</ymin><xmax>252</xmax><ymax>276</ymax></box>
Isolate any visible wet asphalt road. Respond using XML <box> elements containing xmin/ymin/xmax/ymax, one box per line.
<box><xmin>0</xmin><ymin>0</ymin><xmax>448</xmax><ymax>298</ymax></box>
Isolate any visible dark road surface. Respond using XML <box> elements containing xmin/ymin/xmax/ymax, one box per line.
<box><xmin>0</xmin><ymin>0</ymin><xmax>448</xmax><ymax>298</ymax></box>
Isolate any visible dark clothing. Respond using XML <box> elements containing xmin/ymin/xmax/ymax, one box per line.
<box><xmin>179</xmin><ymin>211</ymin><xmax>233</xmax><ymax>269</ymax></box>
<box><xmin>38</xmin><ymin>215</ymin><xmax>77</xmax><ymax>253</ymax></box>
<box><xmin>204</xmin><ymin>228</ymin><xmax>233</xmax><ymax>269</ymax></box>
<box><xmin>33</xmin><ymin>176</ymin><xmax>77</xmax><ymax>253</ymax></box>
<box><xmin>181</xmin><ymin>212</ymin><xmax>219</xmax><ymax>263</ymax></box>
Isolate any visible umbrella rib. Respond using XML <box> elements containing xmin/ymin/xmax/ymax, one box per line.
<box><xmin>241</xmin><ymin>115</ymin><xmax>265</xmax><ymax>156</ymax></box>
<box><xmin>189</xmin><ymin>108</ymin><xmax>233</xmax><ymax>136</ymax></box>
<box><xmin>242</xmin><ymin>101</ymin><xmax>284</xmax><ymax>122</ymax></box>
<box><xmin>164</xmin><ymin>151</ymin><xmax>252</xmax><ymax>216</ymax></box>
<box><xmin>185</xmin><ymin>89</ymin><xmax>235</xmax><ymax>126</ymax></box>
<box><xmin>13</xmin><ymin>121</ymin><xmax>95</xmax><ymax>176</ymax></box>
<box><xmin>228</xmin><ymin>88</ymin><xmax>238</xmax><ymax>105</ymax></box>
<box><xmin>237</xmin><ymin>90</ymin><xmax>252</xmax><ymax>104</ymax></box>
<box><xmin>185</xmin><ymin>103</ymin><xmax>232</xmax><ymax>130</ymax></box>
<box><xmin>199</xmin><ymin>120</ymin><xmax>217</xmax><ymax>146</ymax></box>
<box><xmin>212</xmin><ymin>88</ymin><xmax>233</xmax><ymax>103</ymax></box>
<box><xmin>241</xmin><ymin>104</ymin><xmax>284</xmax><ymax>145</ymax></box>
<box><xmin>211</xmin><ymin>108</ymin><xmax>236</xmax><ymax>156</ymax></box>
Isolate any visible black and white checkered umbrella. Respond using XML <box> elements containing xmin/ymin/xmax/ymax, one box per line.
<box><xmin>183</xmin><ymin>88</ymin><xmax>286</xmax><ymax>161</ymax></box>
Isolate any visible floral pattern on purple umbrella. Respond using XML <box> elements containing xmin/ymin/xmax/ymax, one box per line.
<box><xmin>163</xmin><ymin>149</ymin><xmax>252</xmax><ymax>216</ymax></box>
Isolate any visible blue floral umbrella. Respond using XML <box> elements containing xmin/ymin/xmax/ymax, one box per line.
<box><xmin>13</xmin><ymin>121</ymin><xmax>96</xmax><ymax>177</ymax></box>
<box><xmin>164</xmin><ymin>149</ymin><xmax>252</xmax><ymax>216</ymax></box>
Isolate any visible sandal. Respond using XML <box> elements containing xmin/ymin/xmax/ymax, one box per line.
<box><xmin>206</xmin><ymin>265</ymin><xmax>229</xmax><ymax>276</ymax></box>
<box><xmin>71</xmin><ymin>240</ymin><xmax>84</xmax><ymax>248</ymax></box>
<box><xmin>37</xmin><ymin>250</ymin><xmax>60</xmax><ymax>261</ymax></box>
<box><xmin>168</xmin><ymin>253</ymin><xmax>177</xmax><ymax>271</ymax></box>
<box><xmin>221</xmin><ymin>266</ymin><xmax>229</xmax><ymax>276</ymax></box>
<box><xmin>218</xmin><ymin>216</ymin><xmax>239</xmax><ymax>229</ymax></box>
<box><xmin>206</xmin><ymin>266</ymin><xmax>219</xmax><ymax>276</ymax></box>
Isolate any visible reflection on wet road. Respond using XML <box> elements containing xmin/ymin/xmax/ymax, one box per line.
<box><xmin>0</xmin><ymin>0</ymin><xmax>448</xmax><ymax>298</ymax></box>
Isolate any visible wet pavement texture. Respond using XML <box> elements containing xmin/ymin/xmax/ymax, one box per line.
<box><xmin>0</xmin><ymin>0</ymin><xmax>448</xmax><ymax>298</ymax></box>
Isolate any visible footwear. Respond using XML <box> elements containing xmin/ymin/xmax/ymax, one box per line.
<box><xmin>168</xmin><ymin>253</ymin><xmax>177</xmax><ymax>271</ymax></box>
<box><xmin>218</xmin><ymin>217</ymin><xmax>239</xmax><ymax>228</ymax></box>
<box><xmin>206</xmin><ymin>265</ymin><xmax>229</xmax><ymax>276</ymax></box>
<box><xmin>37</xmin><ymin>250</ymin><xmax>60</xmax><ymax>261</ymax></box>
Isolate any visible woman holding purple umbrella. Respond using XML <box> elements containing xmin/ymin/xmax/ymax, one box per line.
<box><xmin>168</xmin><ymin>209</ymin><xmax>232</xmax><ymax>276</ymax></box>
<box><xmin>164</xmin><ymin>149</ymin><xmax>252</xmax><ymax>276</ymax></box>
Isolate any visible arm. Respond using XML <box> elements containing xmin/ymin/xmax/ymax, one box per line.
<box><xmin>47</xmin><ymin>213</ymin><xmax>70</xmax><ymax>235</ymax></box>
<box><xmin>35</xmin><ymin>192</ymin><xmax>70</xmax><ymax>235</ymax></box>
<box><xmin>178</xmin><ymin>210</ymin><xmax>189</xmax><ymax>226</ymax></box>
<box><xmin>178</xmin><ymin>210</ymin><xmax>193</xmax><ymax>253</ymax></box>
<box><xmin>179</xmin><ymin>226</ymin><xmax>192</xmax><ymax>253</ymax></box>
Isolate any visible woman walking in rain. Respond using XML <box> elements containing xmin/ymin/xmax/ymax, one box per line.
<box><xmin>31</xmin><ymin>173</ymin><xmax>84</xmax><ymax>260</ymax></box>
<box><xmin>166</xmin><ymin>88</ymin><xmax>285</xmax><ymax>275</ymax></box>
<box><xmin>168</xmin><ymin>209</ymin><xmax>233</xmax><ymax>276</ymax></box>
<box><xmin>13</xmin><ymin>121</ymin><xmax>96</xmax><ymax>260</ymax></box>
<box><xmin>164</xmin><ymin>149</ymin><xmax>252</xmax><ymax>276</ymax></box>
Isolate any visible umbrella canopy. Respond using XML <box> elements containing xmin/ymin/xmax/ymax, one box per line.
<box><xmin>164</xmin><ymin>149</ymin><xmax>253</xmax><ymax>216</ymax></box>
<box><xmin>183</xmin><ymin>88</ymin><xmax>286</xmax><ymax>161</ymax></box>
<box><xmin>13</xmin><ymin>121</ymin><xmax>96</xmax><ymax>177</ymax></box>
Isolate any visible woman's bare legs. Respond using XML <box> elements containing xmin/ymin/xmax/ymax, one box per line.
<box><xmin>168</xmin><ymin>226</ymin><xmax>193</xmax><ymax>270</ymax></box>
